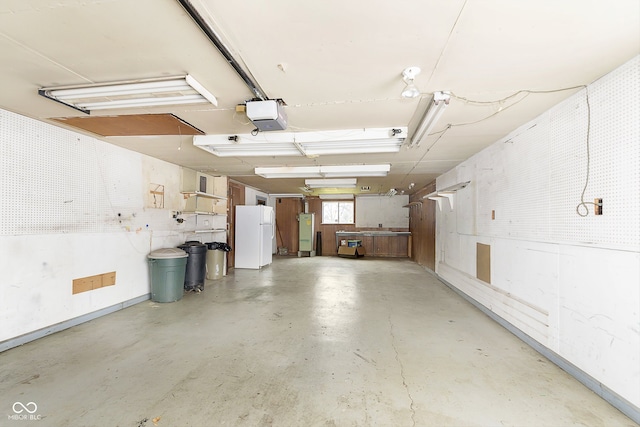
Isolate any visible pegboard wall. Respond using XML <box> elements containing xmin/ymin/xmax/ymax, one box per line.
<box><xmin>0</xmin><ymin>109</ymin><xmax>166</xmax><ymax>235</ymax></box>
<box><xmin>548</xmin><ymin>56</ymin><xmax>640</xmax><ymax>247</ymax></box>
<box><xmin>446</xmin><ymin>55</ymin><xmax>640</xmax><ymax>250</ymax></box>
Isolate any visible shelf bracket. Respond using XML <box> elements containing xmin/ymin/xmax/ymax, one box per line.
<box><xmin>423</xmin><ymin>181</ymin><xmax>470</xmax><ymax>211</ymax></box>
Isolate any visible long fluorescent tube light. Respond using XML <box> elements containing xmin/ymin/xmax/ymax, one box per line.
<box><xmin>320</xmin><ymin>164</ymin><xmax>390</xmax><ymax>178</ymax></box>
<box><xmin>409</xmin><ymin>91</ymin><xmax>450</xmax><ymax>147</ymax></box>
<box><xmin>319</xmin><ymin>194</ymin><xmax>354</xmax><ymax>199</ymax></box>
<box><xmin>255</xmin><ymin>166</ymin><xmax>324</xmax><ymax>178</ymax></box>
<box><xmin>269</xmin><ymin>193</ymin><xmax>305</xmax><ymax>198</ymax></box>
<box><xmin>305</xmin><ymin>178</ymin><xmax>357</xmax><ymax>189</ymax></box>
<box><xmin>193</xmin><ymin>128</ymin><xmax>406</xmax><ymax>157</ymax></box>
<box><xmin>301</xmin><ymin>140</ymin><xmax>401</xmax><ymax>155</ymax></box>
<box><xmin>205</xmin><ymin>143</ymin><xmax>301</xmax><ymax>157</ymax></box>
<box><xmin>38</xmin><ymin>75</ymin><xmax>217</xmax><ymax>114</ymax></box>
<box><xmin>255</xmin><ymin>164</ymin><xmax>390</xmax><ymax>179</ymax></box>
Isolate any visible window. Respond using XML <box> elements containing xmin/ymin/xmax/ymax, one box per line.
<box><xmin>322</xmin><ymin>201</ymin><xmax>354</xmax><ymax>224</ymax></box>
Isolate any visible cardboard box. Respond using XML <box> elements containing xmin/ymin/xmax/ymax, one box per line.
<box><xmin>338</xmin><ymin>246</ymin><xmax>366</xmax><ymax>258</ymax></box>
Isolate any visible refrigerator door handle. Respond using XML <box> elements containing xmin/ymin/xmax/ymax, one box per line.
<box><xmin>271</xmin><ymin>209</ymin><xmax>275</xmax><ymax>239</ymax></box>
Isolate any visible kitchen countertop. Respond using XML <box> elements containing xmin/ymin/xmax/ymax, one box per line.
<box><xmin>335</xmin><ymin>231</ymin><xmax>411</xmax><ymax>237</ymax></box>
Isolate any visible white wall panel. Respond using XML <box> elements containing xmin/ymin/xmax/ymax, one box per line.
<box><xmin>558</xmin><ymin>246</ymin><xmax>640</xmax><ymax>405</ymax></box>
<box><xmin>0</xmin><ymin>108</ymin><xmax>202</xmax><ymax>344</ymax></box>
<box><xmin>355</xmin><ymin>195</ymin><xmax>409</xmax><ymax>228</ymax></box>
<box><xmin>436</xmin><ymin>55</ymin><xmax>640</xmax><ymax>409</ymax></box>
<box><xmin>548</xmin><ymin>57</ymin><xmax>640</xmax><ymax>248</ymax></box>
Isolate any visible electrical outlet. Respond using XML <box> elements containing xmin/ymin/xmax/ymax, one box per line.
<box><xmin>594</xmin><ymin>198</ymin><xmax>603</xmax><ymax>215</ymax></box>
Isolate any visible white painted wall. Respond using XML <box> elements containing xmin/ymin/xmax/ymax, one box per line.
<box><xmin>0</xmin><ymin>109</ymin><xmax>207</xmax><ymax>344</ymax></box>
<box><xmin>435</xmin><ymin>56</ymin><xmax>640</xmax><ymax>408</ymax></box>
<box><xmin>242</xmin><ymin>186</ymin><xmax>278</xmax><ymax>253</ymax></box>
<box><xmin>244</xmin><ymin>187</ymin><xmax>269</xmax><ymax>206</ymax></box>
<box><xmin>356</xmin><ymin>195</ymin><xmax>409</xmax><ymax>228</ymax></box>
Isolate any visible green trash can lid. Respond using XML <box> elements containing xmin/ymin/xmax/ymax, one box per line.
<box><xmin>148</xmin><ymin>248</ymin><xmax>188</xmax><ymax>259</ymax></box>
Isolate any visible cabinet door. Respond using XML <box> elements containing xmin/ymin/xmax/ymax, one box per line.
<box><xmin>374</xmin><ymin>235</ymin><xmax>408</xmax><ymax>257</ymax></box>
<box><xmin>360</xmin><ymin>236</ymin><xmax>374</xmax><ymax>253</ymax></box>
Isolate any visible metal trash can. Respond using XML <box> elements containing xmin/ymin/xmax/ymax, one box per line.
<box><xmin>205</xmin><ymin>242</ymin><xmax>231</xmax><ymax>280</ymax></box>
<box><xmin>147</xmin><ymin>248</ymin><xmax>188</xmax><ymax>303</ymax></box>
<box><xmin>177</xmin><ymin>241</ymin><xmax>207</xmax><ymax>291</ymax></box>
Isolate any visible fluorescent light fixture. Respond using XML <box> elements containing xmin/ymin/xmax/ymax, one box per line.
<box><xmin>305</xmin><ymin>178</ymin><xmax>357</xmax><ymax>189</ymax></box>
<box><xmin>301</xmin><ymin>140</ymin><xmax>401</xmax><ymax>155</ymax></box>
<box><xmin>255</xmin><ymin>164</ymin><xmax>390</xmax><ymax>179</ymax></box>
<box><xmin>204</xmin><ymin>143</ymin><xmax>301</xmax><ymax>157</ymax></box>
<box><xmin>269</xmin><ymin>193</ymin><xmax>305</xmax><ymax>198</ymax></box>
<box><xmin>319</xmin><ymin>194</ymin><xmax>354</xmax><ymax>199</ymax></box>
<box><xmin>385</xmin><ymin>188</ymin><xmax>398</xmax><ymax>196</ymax></box>
<box><xmin>256</xmin><ymin>166</ymin><xmax>325</xmax><ymax>179</ymax></box>
<box><xmin>409</xmin><ymin>91</ymin><xmax>450</xmax><ymax>147</ymax></box>
<box><xmin>193</xmin><ymin>127</ymin><xmax>406</xmax><ymax>157</ymax></box>
<box><xmin>38</xmin><ymin>75</ymin><xmax>217</xmax><ymax>114</ymax></box>
<box><xmin>319</xmin><ymin>164</ymin><xmax>390</xmax><ymax>178</ymax></box>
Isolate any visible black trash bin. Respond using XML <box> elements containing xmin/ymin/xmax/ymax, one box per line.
<box><xmin>177</xmin><ymin>241</ymin><xmax>207</xmax><ymax>291</ymax></box>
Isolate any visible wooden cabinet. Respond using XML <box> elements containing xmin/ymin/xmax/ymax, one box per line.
<box><xmin>371</xmin><ymin>235</ymin><xmax>409</xmax><ymax>257</ymax></box>
<box><xmin>335</xmin><ymin>232</ymin><xmax>409</xmax><ymax>258</ymax></box>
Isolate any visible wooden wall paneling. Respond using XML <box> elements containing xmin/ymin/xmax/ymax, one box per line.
<box><xmin>409</xmin><ymin>181</ymin><xmax>436</xmax><ymax>270</ymax></box>
<box><xmin>304</xmin><ymin>197</ymin><xmax>412</xmax><ymax>257</ymax></box>
<box><xmin>360</xmin><ymin>235</ymin><xmax>374</xmax><ymax>254</ymax></box>
<box><xmin>326</xmin><ymin>224</ymin><xmax>358</xmax><ymax>255</ymax></box>
<box><xmin>52</xmin><ymin>114</ymin><xmax>204</xmax><ymax>136</ymax></box>
<box><xmin>386</xmin><ymin>234</ymin><xmax>409</xmax><ymax>257</ymax></box>
<box><xmin>306</xmin><ymin>198</ymin><xmax>356</xmax><ymax>256</ymax></box>
<box><xmin>375</xmin><ymin>235</ymin><xmax>391</xmax><ymax>256</ymax></box>
<box><xmin>275</xmin><ymin>197</ymin><xmax>303</xmax><ymax>254</ymax></box>
<box><xmin>227</xmin><ymin>181</ymin><xmax>245</xmax><ymax>269</ymax></box>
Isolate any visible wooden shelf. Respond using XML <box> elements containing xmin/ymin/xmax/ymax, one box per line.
<box><xmin>422</xmin><ymin>181</ymin><xmax>471</xmax><ymax>210</ymax></box>
<box><xmin>185</xmin><ymin>229</ymin><xmax>227</xmax><ymax>234</ymax></box>
<box><xmin>403</xmin><ymin>202</ymin><xmax>423</xmax><ymax>208</ymax></box>
<box><xmin>181</xmin><ymin>191</ymin><xmax>227</xmax><ymax>200</ymax></box>
<box><xmin>182</xmin><ymin>211</ymin><xmax>227</xmax><ymax>216</ymax></box>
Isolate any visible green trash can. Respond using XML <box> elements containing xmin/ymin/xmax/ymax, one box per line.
<box><xmin>148</xmin><ymin>248</ymin><xmax>188</xmax><ymax>303</ymax></box>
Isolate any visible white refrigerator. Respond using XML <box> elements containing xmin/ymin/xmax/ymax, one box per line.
<box><xmin>235</xmin><ymin>205</ymin><xmax>274</xmax><ymax>269</ymax></box>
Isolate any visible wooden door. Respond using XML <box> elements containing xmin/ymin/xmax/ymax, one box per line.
<box><xmin>274</xmin><ymin>197</ymin><xmax>303</xmax><ymax>255</ymax></box>
<box><xmin>227</xmin><ymin>182</ymin><xmax>245</xmax><ymax>269</ymax></box>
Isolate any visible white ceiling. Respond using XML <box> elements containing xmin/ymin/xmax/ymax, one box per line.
<box><xmin>1</xmin><ymin>0</ymin><xmax>638</xmax><ymax>195</ymax></box>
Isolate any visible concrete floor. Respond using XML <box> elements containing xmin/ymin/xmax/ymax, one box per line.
<box><xmin>1</xmin><ymin>256</ymin><xmax>636</xmax><ymax>427</ymax></box>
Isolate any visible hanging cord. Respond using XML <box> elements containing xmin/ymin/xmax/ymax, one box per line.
<box><xmin>401</xmin><ymin>124</ymin><xmax>452</xmax><ymax>186</ymax></box>
<box><xmin>576</xmin><ymin>88</ymin><xmax>594</xmax><ymax>217</ymax></box>
<box><xmin>449</xmin><ymin>85</ymin><xmax>586</xmax><ymax>127</ymax></box>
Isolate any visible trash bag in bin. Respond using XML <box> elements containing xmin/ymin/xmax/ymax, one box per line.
<box><xmin>206</xmin><ymin>242</ymin><xmax>232</xmax><ymax>252</ymax></box>
<box><xmin>205</xmin><ymin>242</ymin><xmax>232</xmax><ymax>280</ymax></box>
<box><xmin>177</xmin><ymin>241</ymin><xmax>207</xmax><ymax>292</ymax></box>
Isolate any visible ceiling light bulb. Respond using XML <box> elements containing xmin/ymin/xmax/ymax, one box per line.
<box><xmin>402</xmin><ymin>82</ymin><xmax>420</xmax><ymax>98</ymax></box>
<box><xmin>401</xmin><ymin>67</ymin><xmax>421</xmax><ymax>99</ymax></box>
